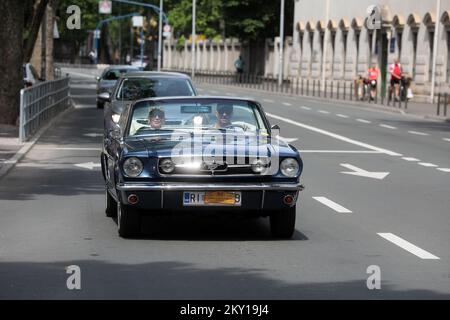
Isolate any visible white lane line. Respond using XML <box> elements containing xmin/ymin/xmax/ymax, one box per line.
<box><xmin>356</xmin><ymin>119</ymin><xmax>372</xmax><ymax>124</ymax></box>
<box><xmin>301</xmin><ymin>106</ymin><xmax>311</xmax><ymax>110</ymax></box>
<box><xmin>443</xmin><ymin>138</ymin><xmax>450</xmax><ymax>142</ymax></box>
<box><xmin>263</xmin><ymin>99</ymin><xmax>274</xmax><ymax>103</ymax></box>
<box><xmin>377</xmin><ymin>233</ymin><xmax>440</xmax><ymax>260</ymax></box>
<box><xmin>266</xmin><ymin>112</ymin><xmax>402</xmax><ymax>156</ymax></box>
<box><xmin>408</xmin><ymin>131</ymin><xmax>429</xmax><ymax>136</ymax></box>
<box><xmin>282</xmin><ymin>102</ymin><xmax>292</xmax><ymax>106</ymax></box>
<box><xmin>318</xmin><ymin>110</ymin><xmax>330</xmax><ymax>114</ymax></box>
<box><xmin>336</xmin><ymin>114</ymin><xmax>349</xmax><ymax>118</ymax></box>
<box><xmin>379</xmin><ymin>124</ymin><xmax>397</xmax><ymax>129</ymax></box>
<box><xmin>300</xmin><ymin>150</ymin><xmax>382</xmax><ymax>154</ymax></box>
<box><xmin>437</xmin><ymin>168</ymin><xmax>450</xmax><ymax>172</ymax></box>
<box><xmin>313</xmin><ymin>197</ymin><xmax>352</xmax><ymax>213</ymax></box>
<box><xmin>418</xmin><ymin>162</ymin><xmax>438</xmax><ymax>167</ymax></box>
<box><xmin>402</xmin><ymin>157</ymin><xmax>420</xmax><ymax>162</ymax></box>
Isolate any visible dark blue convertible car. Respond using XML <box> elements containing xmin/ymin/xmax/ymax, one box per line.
<box><xmin>101</xmin><ymin>96</ymin><xmax>304</xmax><ymax>238</ymax></box>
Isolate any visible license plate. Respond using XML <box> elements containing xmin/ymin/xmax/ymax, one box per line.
<box><xmin>183</xmin><ymin>191</ymin><xmax>242</xmax><ymax>206</ymax></box>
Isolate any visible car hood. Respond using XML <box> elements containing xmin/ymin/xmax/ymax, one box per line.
<box><xmin>123</xmin><ymin>133</ymin><xmax>297</xmax><ymax>159</ymax></box>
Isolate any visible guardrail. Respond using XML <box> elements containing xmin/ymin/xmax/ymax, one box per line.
<box><xmin>19</xmin><ymin>76</ymin><xmax>71</xmax><ymax>143</ymax></box>
<box><xmin>165</xmin><ymin>69</ymin><xmax>411</xmax><ymax>110</ymax></box>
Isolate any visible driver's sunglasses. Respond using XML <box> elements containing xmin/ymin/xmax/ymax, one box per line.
<box><xmin>150</xmin><ymin>111</ymin><xmax>165</xmax><ymax>119</ymax></box>
<box><xmin>217</xmin><ymin>107</ymin><xmax>232</xmax><ymax>115</ymax></box>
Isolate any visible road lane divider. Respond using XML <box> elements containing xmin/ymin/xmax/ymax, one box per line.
<box><xmin>379</xmin><ymin>124</ymin><xmax>397</xmax><ymax>129</ymax></box>
<box><xmin>402</xmin><ymin>157</ymin><xmax>420</xmax><ymax>162</ymax></box>
<box><xmin>336</xmin><ymin>114</ymin><xmax>349</xmax><ymax>118</ymax></box>
<box><xmin>437</xmin><ymin>168</ymin><xmax>450</xmax><ymax>172</ymax></box>
<box><xmin>418</xmin><ymin>163</ymin><xmax>438</xmax><ymax>167</ymax></box>
<box><xmin>266</xmin><ymin>112</ymin><xmax>403</xmax><ymax>156</ymax></box>
<box><xmin>408</xmin><ymin>131</ymin><xmax>429</xmax><ymax>136</ymax></box>
<box><xmin>282</xmin><ymin>102</ymin><xmax>292</xmax><ymax>106</ymax></box>
<box><xmin>356</xmin><ymin>119</ymin><xmax>372</xmax><ymax>124</ymax></box>
<box><xmin>443</xmin><ymin>138</ymin><xmax>450</xmax><ymax>142</ymax></box>
<box><xmin>377</xmin><ymin>233</ymin><xmax>440</xmax><ymax>260</ymax></box>
<box><xmin>312</xmin><ymin>197</ymin><xmax>352</xmax><ymax>213</ymax></box>
<box><xmin>301</xmin><ymin>106</ymin><xmax>311</xmax><ymax>110</ymax></box>
<box><xmin>318</xmin><ymin>110</ymin><xmax>330</xmax><ymax>114</ymax></box>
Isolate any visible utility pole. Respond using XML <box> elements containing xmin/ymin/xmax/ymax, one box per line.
<box><xmin>40</xmin><ymin>7</ymin><xmax>47</xmax><ymax>80</ymax></box>
<box><xmin>430</xmin><ymin>0</ymin><xmax>441</xmax><ymax>103</ymax></box>
<box><xmin>157</xmin><ymin>0</ymin><xmax>163</xmax><ymax>71</ymax></box>
<box><xmin>278</xmin><ymin>0</ymin><xmax>285</xmax><ymax>86</ymax></box>
<box><xmin>191</xmin><ymin>0</ymin><xmax>196</xmax><ymax>79</ymax></box>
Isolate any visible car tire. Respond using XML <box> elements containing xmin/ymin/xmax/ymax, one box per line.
<box><xmin>105</xmin><ymin>188</ymin><xmax>117</xmax><ymax>217</ymax></box>
<box><xmin>270</xmin><ymin>206</ymin><xmax>296</xmax><ymax>239</ymax></box>
<box><xmin>117</xmin><ymin>202</ymin><xmax>141</xmax><ymax>238</ymax></box>
<box><xmin>97</xmin><ymin>101</ymin><xmax>104</xmax><ymax>109</ymax></box>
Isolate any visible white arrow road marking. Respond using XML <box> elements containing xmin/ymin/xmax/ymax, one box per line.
<box><xmin>266</xmin><ymin>113</ymin><xmax>403</xmax><ymax>156</ymax></box>
<box><xmin>437</xmin><ymin>168</ymin><xmax>450</xmax><ymax>172</ymax></box>
<box><xmin>84</xmin><ymin>133</ymin><xmax>103</xmax><ymax>138</ymax></box>
<box><xmin>75</xmin><ymin>162</ymin><xmax>101</xmax><ymax>170</ymax></box>
<box><xmin>276</xmin><ymin>136</ymin><xmax>298</xmax><ymax>143</ymax></box>
<box><xmin>378</xmin><ymin>233</ymin><xmax>440</xmax><ymax>260</ymax></box>
<box><xmin>340</xmin><ymin>163</ymin><xmax>390</xmax><ymax>180</ymax></box>
<box><xmin>408</xmin><ymin>131</ymin><xmax>429</xmax><ymax>136</ymax></box>
<box><xmin>313</xmin><ymin>197</ymin><xmax>352</xmax><ymax>213</ymax></box>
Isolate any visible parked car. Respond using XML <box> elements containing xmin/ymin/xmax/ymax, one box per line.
<box><xmin>23</xmin><ymin>63</ymin><xmax>42</xmax><ymax>87</ymax></box>
<box><xmin>98</xmin><ymin>71</ymin><xmax>197</xmax><ymax>135</ymax></box>
<box><xmin>96</xmin><ymin>65</ymin><xmax>140</xmax><ymax>109</ymax></box>
<box><xmin>101</xmin><ymin>96</ymin><xmax>304</xmax><ymax>239</ymax></box>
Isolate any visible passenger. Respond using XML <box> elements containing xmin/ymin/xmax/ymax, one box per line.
<box><xmin>148</xmin><ymin>107</ymin><xmax>165</xmax><ymax>129</ymax></box>
<box><xmin>214</xmin><ymin>103</ymin><xmax>234</xmax><ymax>129</ymax></box>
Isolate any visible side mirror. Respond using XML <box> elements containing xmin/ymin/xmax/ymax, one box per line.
<box><xmin>96</xmin><ymin>76</ymin><xmax>100</xmax><ymax>81</ymax></box>
<box><xmin>98</xmin><ymin>92</ymin><xmax>111</xmax><ymax>102</ymax></box>
<box><xmin>109</xmin><ymin>125</ymin><xmax>122</xmax><ymax>140</ymax></box>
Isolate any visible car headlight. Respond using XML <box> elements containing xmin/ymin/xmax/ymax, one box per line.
<box><xmin>111</xmin><ymin>113</ymin><xmax>121</xmax><ymax>123</ymax></box>
<box><xmin>123</xmin><ymin>157</ymin><xmax>143</xmax><ymax>177</ymax></box>
<box><xmin>159</xmin><ymin>158</ymin><xmax>175</xmax><ymax>174</ymax></box>
<box><xmin>280</xmin><ymin>158</ymin><xmax>299</xmax><ymax>177</ymax></box>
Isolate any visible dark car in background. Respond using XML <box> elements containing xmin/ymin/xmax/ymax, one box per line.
<box><xmin>101</xmin><ymin>96</ymin><xmax>304</xmax><ymax>239</ymax></box>
<box><xmin>98</xmin><ymin>71</ymin><xmax>197</xmax><ymax>135</ymax></box>
<box><xmin>96</xmin><ymin>65</ymin><xmax>140</xmax><ymax>109</ymax></box>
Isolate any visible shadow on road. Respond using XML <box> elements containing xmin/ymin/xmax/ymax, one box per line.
<box><xmin>0</xmin><ymin>259</ymin><xmax>448</xmax><ymax>299</ymax></box>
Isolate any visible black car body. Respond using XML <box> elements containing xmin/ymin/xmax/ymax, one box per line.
<box><xmin>101</xmin><ymin>97</ymin><xmax>304</xmax><ymax>239</ymax></box>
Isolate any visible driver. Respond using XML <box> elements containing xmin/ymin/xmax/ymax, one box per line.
<box><xmin>214</xmin><ymin>103</ymin><xmax>234</xmax><ymax>129</ymax></box>
<box><xmin>147</xmin><ymin>107</ymin><xmax>165</xmax><ymax>129</ymax></box>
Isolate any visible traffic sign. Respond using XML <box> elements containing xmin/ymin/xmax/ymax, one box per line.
<box><xmin>163</xmin><ymin>24</ymin><xmax>171</xmax><ymax>33</ymax></box>
<box><xmin>132</xmin><ymin>16</ymin><xmax>144</xmax><ymax>27</ymax></box>
<box><xmin>99</xmin><ymin>0</ymin><xmax>112</xmax><ymax>14</ymax></box>
<box><xmin>94</xmin><ymin>29</ymin><xmax>101</xmax><ymax>39</ymax></box>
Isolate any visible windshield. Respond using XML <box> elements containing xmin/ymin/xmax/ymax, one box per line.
<box><xmin>103</xmin><ymin>68</ymin><xmax>137</xmax><ymax>81</ymax></box>
<box><xmin>126</xmin><ymin>99</ymin><xmax>268</xmax><ymax>137</ymax></box>
<box><xmin>116</xmin><ymin>77</ymin><xmax>195</xmax><ymax>100</ymax></box>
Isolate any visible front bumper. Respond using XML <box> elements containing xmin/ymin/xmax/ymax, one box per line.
<box><xmin>116</xmin><ymin>182</ymin><xmax>304</xmax><ymax>212</ymax></box>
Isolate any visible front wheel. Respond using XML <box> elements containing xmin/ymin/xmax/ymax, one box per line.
<box><xmin>105</xmin><ymin>188</ymin><xmax>117</xmax><ymax>217</ymax></box>
<box><xmin>117</xmin><ymin>202</ymin><xmax>141</xmax><ymax>238</ymax></box>
<box><xmin>270</xmin><ymin>206</ymin><xmax>296</xmax><ymax>239</ymax></box>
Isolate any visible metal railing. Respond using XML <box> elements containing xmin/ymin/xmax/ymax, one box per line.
<box><xmin>19</xmin><ymin>76</ymin><xmax>71</xmax><ymax>143</ymax></box>
<box><xmin>165</xmin><ymin>69</ymin><xmax>411</xmax><ymax>110</ymax></box>
<box><xmin>436</xmin><ymin>93</ymin><xmax>449</xmax><ymax>117</ymax></box>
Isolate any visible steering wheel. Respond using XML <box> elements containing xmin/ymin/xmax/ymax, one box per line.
<box><xmin>225</xmin><ymin>123</ymin><xmax>247</xmax><ymax>131</ymax></box>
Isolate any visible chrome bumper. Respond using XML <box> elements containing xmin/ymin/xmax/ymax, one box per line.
<box><xmin>116</xmin><ymin>182</ymin><xmax>305</xmax><ymax>192</ymax></box>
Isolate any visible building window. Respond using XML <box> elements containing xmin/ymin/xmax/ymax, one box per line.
<box><xmin>397</xmin><ymin>30</ymin><xmax>403</xmax><ymax>59</ymax></box>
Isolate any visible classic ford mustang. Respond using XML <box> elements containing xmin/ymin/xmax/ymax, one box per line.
<box><xmin>101</xmin><ymin>96</ymin><xmax>304</xmax><ymax>238</ymax></box>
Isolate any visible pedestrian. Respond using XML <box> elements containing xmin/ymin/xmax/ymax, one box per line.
<box><xmin>89</xmin><ymin>50</ymin><xmax>96</xmax><ymax>64</ymax></box>
<box><xmin>389</xmin><ymin>58</ymin><xmax>402</xmax><ymax>101</ymax></box>
<box><xmin>234</xmin><ymin>55</ymin><xmax>245</xmax><ymax>82</ymax></box>
<box><xmin>367</xmin><ymin>63</ymin><xmax>379</xmax><ymax>101</ymax></box>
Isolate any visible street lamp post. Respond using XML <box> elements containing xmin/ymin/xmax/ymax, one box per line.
<box><xmin>278</xmin><ymin>0</ymin><xmax>285</xmax><ymax>86</ymax></box>
<box><xmin>191</xmin><ymin>0</ymin><xmax>196</xmax><ymax>79</ymax></box>
<box><xmin>157</xmin><ymin>0</ymin><xmax>163</xmax><ymax>71</ymax></box>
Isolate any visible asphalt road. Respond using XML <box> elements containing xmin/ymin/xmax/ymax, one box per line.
<box><xmin>0</xmin><ymin>69</ymin><xmax>449</xmax><ymax>299</ymax></box>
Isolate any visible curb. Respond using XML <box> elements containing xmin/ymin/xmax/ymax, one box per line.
<box><xmin>0</xmin><ymin>102</ymin><xmax>75</xmax><ymax>181</ymax></box>
<box><xmin>197</xmin><ymin>83</ymin><xmax>450</xmax><ymax>122</ymax></box>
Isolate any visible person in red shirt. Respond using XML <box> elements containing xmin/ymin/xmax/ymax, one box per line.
<box><xmin>367</xmin><ymin>63</ymin><xmax>379</xmax><ymax>101</ymax></box>
<box><xmin>389</xmin><ymin>58</ymin><xmax>402</xmax><ymax>101</ymax></box>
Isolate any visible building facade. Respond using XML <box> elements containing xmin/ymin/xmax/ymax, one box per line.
<box><xmin>290</xmin><ymin>0</ymin><xmax>450</xmax><ymax>100</ymax></box>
